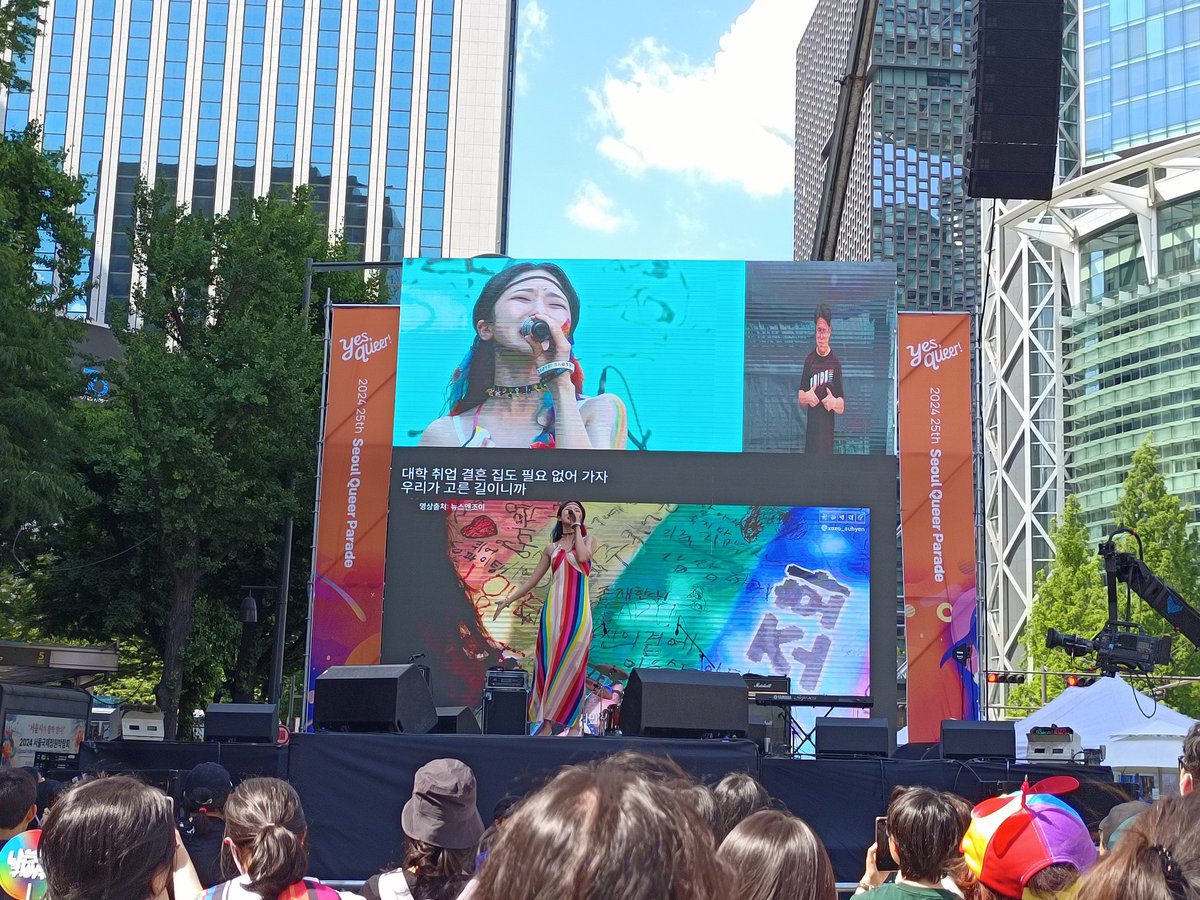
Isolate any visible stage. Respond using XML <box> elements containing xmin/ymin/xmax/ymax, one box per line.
<box><xmin>79</xmin><ymin>732</ymin><xmax>1130</xmax><ymax>884</ymax></box>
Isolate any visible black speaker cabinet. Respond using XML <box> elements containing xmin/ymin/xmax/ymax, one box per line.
<box><xmin>621</xmin><ymin>669</ymin><xmax>747</xmax><ymax>738</ymax></box>
<box><xmin>314</xmin><ymin>664</ymin><xmax>437</xmax><ymax>734</ymax></box>
<box><xmin>941</xmin><ymin>720</ymin><xmax>1017</xmax><ymax>760</ymax></box>
<box><xmin>748</xmin><ymin>703</ymin><xmax>791</xmax><ymax>756</ymax></box>
<box><xmin>965</xmin><ymin>0</ymin><xmax>1065</xmax><ymax>200</ymax></box>
<box><xmin>815</xmin><ymin>717</ymin><xmax>894</xmax><ymax>758</ymax></box>
<box><xmin>204</xmin><ymin>703</ymin><xmax>277</xmax><ymax>743</ymax></box>
<box><xmin>433</xmin><ymin>706</ymin><xmax>481</xmax><ymax>734</ymax></box>
<box><xmin>482</xmin><ymin>689</ymin><xmax>528</xmax><ymax>735</ymax></box>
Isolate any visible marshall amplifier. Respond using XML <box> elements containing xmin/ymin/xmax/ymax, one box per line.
<box><xmin>484</xmin><ymin>668</ymin><xmax>529</xmax><ymax>690</ymax></box>
<box><xmin>743</xmin><ymin>673</ymin><xmax>791</xmax><ymax>696</ymax></box>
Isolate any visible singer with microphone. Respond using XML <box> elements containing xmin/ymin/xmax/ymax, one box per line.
<box><xmin>491</xmin><ymin>500</ymin><xmax>594</xmax><ymax>735</ymax></box>
<box><xmin>418</xmin><ymin>262</ymin><xmax>628</xmax><ymax>449</ymax></box>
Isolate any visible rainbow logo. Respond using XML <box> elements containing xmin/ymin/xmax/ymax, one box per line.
<box><xmin>0</xmin><ymin>830</ymin><xmax>47</xmax><ymax>900</ymax></box>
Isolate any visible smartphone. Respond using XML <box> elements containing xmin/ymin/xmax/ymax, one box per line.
<box><xmin>875</xmin><ymin>817</ymin><xmax>899</xmax><ymax>872</ymax></box>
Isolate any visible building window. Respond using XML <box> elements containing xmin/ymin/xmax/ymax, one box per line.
<box><xmin>420</xmin><ymin>0</ymin><xmax>454</xmax><ymax>257</ymax></box>
<box><xmin>192</xmin><ymin>0</ymin><xmax>229</xmax><ymax>218</ymax></box>
<box><xmin>232</xmin><ymin>0</ymin><xmax>267</xmax><ymax>202</ymax></box>
<box><xmin>271</xmin><ymin>0</ymin><xmax>305</xmax><ymax>195</ymax></box>
<box><xmin>382</xmin><ymin>2</ymin><xmax>417</xmax><ymax>261</ymax></box>
<box><xmin>344</xmin><ymin>0</ymin><xmax>378</xmax><ymax>258</ymax></box>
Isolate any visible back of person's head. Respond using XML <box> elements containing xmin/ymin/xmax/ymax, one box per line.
<box><xmin>1098</xmin><ymin>800</ymin><xmax>1151</xmax><ymax>855</ymax></box>
<box><xmin>962</xmin><ymin>784</ymin><xmax>1097</xmax><ymax>900</ymax></box>
<box><xmin>1078</xmin><ymin>792</ymin><xmax>1200</xmax><ymax>900</ymax></box>
<box><xmin>40</xmin><ymin>775</ymin><xmax>175</xmax><ymax>900</ymax></box>
<box><xmin>181</xmin><ymin>761</ymin><xmax>233</xmax><ymax>837</ymax></box>
<box><xmin>887</xmin><ymin>786</ymin><xmax>968</xmax><ymax>883</ymax></box>
<box><xmin>0</xmin><ymin>767</ymin><xmax>36</xmax><ymax>834</ymax></box>
<box><xmin>472</xmin><ymin>753</ymin><xmax>730</xmax><ymax>900</ymax></box>
<box><xmin>223</xmin><ymin>776</ymin><xmax>308</xmax><ymax>898</ymax></box>
<box><xmin>717</xmin><ymin>809</ymin><xmax>836</xmax><ymax>900</ymax></box>
<box><xmin>1183</xmin><ymin>722</ymin><xmax>1200</xmax><ymax>795</ymax></box>
<box><xmin>713</xmin><ymin>771</ymin><xmax>773</xmax><ymax>840</ymax></box>
<box><xmin>35</xmin><ymin>778</ymin><xmax>64</xmax><ymax>823</ymax></box>
<box><xmin>689</xmin><ymin>783</ymin><xmax>722</xmax><ymax>838</ymax></box>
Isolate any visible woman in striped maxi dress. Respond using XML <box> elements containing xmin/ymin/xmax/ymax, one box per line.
<box><xmin>493</xmin><ymin>500</ymin><xmax>593</xmax><ymax>736</ymax></box>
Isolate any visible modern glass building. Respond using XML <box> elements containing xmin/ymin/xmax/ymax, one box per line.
<box><xmin>795</xmin><ymin>0</ymin><xmax>979</xmax><ymax>313</ymax></box>
<box><xmin>0</xmin><ymin>0</ymin><xmax>518</xmax><ymax>324</ymax></box>
<box><xmin>1082</xmin><ymin>0</ymin><xmax>1200</xmax><ymax>162</ymax></box>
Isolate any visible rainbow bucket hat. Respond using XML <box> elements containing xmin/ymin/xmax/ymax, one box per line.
<box><xmin>962</xmin><ymin>776</ymin><xmax>1098</xmax><ymax>899</ymax></box>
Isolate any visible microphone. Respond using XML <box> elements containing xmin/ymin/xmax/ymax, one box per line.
<box><xmin>598</xmin><ymin>366</ymin><xmax>608</xmax><ymax>395</ymax></box>
<box><xmin>520</xmin><ymin>317</ymin><xmax>552</xmax><ymax>343</ymax></box>
<box><xmin>675</xmin><ymin>618</ymin><xmax>680</xmax><ymax>637</ymax></box>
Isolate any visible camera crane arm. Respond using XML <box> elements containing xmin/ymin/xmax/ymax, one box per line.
<box><xmin>1108</xmin><ymin>548</ymin><xmax>1200</xmax><ymax>652</ymax></box>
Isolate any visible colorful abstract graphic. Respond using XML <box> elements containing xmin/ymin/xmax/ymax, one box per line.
<box><xmin>444</xmin><ymin>501</ymin><xmax>870</xmax><ymax>699</ymax></box>
<box><xmin>1</xmin><ymin>830</ymin><xmax>46</xmax><ymax>900</ymax></box>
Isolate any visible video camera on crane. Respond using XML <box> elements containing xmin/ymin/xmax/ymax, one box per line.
<box><xmin>1045</xmin><ymin>528</ymin><xmax>1200</xmax><ymax>677</ymax></box>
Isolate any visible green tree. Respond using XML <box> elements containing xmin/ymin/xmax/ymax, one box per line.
<box><xmin>0</xmin><ymin>122</ymin><xmax>89</xmax><ymax>532</ymax></box>
<box><xmin>0</xmin><ymin>0</ymin><xmax>41</xmax><ymax>90</ymax></box>
<box><xmin>1112</xmin><ymin>437</ymin><xmax>1200</xmax><ymax>714</ymax></box>
<box><xmin>1008</xmin><ymin>494</ymin><xmax>1108</xmax><ymax>712</ymax></box>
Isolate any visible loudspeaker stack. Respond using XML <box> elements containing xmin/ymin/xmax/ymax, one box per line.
<box><xmin>965</xmin><ymin>0</ymin><xmax>1065</xmax><ymax>200</ymax></box>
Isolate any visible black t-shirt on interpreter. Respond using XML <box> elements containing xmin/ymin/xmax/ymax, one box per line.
<box><xmin>801</xmin><ymin>348</ymin><xmax>843</xmax><ymax>454</ymax></box>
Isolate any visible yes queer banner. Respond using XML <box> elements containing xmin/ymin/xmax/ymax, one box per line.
<box><xmin>898</xmin><ymin>312</ymin><xmax>979</xmax><ymax>741</ymax></box>
<box><xmin>307</xmin><ymin>306</ymin><xmax>401</xmax><ymax>714</ymax></box>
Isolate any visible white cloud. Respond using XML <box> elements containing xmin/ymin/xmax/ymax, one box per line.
<box><xmin>515</xmin><ymin>0</ymin><xmax>549</xmax><ymax>94</ymax></box>
<box><xmin>565</xmin><ymin>181</ymin><xmax>629</xmax><ymax>233</ymax></box>
<box><xmin>589</xmin><ymin>0</ymin><xmax>817</xmax><ymax>196</ymax></box>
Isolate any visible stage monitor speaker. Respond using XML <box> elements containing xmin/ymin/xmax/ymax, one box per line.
<box><xmin>941</xmin><ymin>720</ymin><xmax>1017</xmax><ymax>760</ymax></box>
<box><xmin>816</xmin><ymin>717</ymin><xmax>894</xmax><ymax>758</ymax></box>
<box><xmin>965</xmin><ymin>0</ymin><xmax>1065</xmax><ymax>200</ymax></box>
<box><xmin>204</xmin><ymin>703</ymin><xmax>277</xmax><ymax>743</ymax></box>
<box><xmin>749</xmin><ymin>703</ymin><xmax>791</xmax><ymax>756</ymax></box>
<box><xmin>482</xmin><ymin>689</ymin><xmax>528</xmax><ymax>735</ymax></box>
<box><xmin>314</xmin><ymin>664</ymin><xmax>437</xmax><ymax>734</ymax></box>
<box><xmin>621</xmin><ymin>669</ymin><xmax>747</xmax><ymax>738</ymax></box>
<box><xmin>433</xmin><ymin>706</ymin><xmax>481</xmax><ymax>734</ymax></box>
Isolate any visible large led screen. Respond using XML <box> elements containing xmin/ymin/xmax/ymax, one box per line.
<box><xmin>373</xmin><ymin>259</ymin><xmax>898</xmax><ymax>723</ymax></box>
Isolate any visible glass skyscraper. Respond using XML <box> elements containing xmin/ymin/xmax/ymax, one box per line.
<box><xmin>1082</xmin><ymin>0</ymin><xmax>1200</xmax><ymax>161</ymax></box>
<box><xmin>795</xmin><ymin>0</ymin><xmax>979</xmax><ymax>313</ymax></box>
<box><xmin>0</xmin><ymin>0</ymin><xmax>517</xmax><ymax>324</ymax></box>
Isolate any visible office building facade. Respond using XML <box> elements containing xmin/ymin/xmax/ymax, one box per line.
<box><xmin>795</xmin><ymin>0</ymin><xmax>979</xmax><ymax>313</ymax></box>
<box><xmin>0</xmin><ymin>0</ymin><xmax>517</xmax><ymax>324</ymax></box>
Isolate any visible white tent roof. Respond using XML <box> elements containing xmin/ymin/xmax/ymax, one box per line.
<box><xmin>1015</xmin><ymin>674</ymin><xmax>1195</xmax><ymax>771</ymax></box>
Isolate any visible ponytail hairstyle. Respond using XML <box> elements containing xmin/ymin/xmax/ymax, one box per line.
<box><xmin>446</xmin><ymin>263</ymin><xmax>585</xmax><ymax>432</ymax></box>
<box><xmin>550</xmin><ymin>500</ymin><xmax>587</xmax><ymax>542</ymax></box>
<box><xmin>223</xmin><ymin>777</ymin><xmax>309</xmax><ymax>898</ymax></box>
<box><xmin>1077</xmin><ymin>793</ymin><xmax>1200</xmax><ymax>900</ymax></box>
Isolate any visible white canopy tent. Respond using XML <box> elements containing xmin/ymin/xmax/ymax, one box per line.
<box><xmin>1014</xmin><ymin>674</ymin><xmax>1195</xmax><ymax>774</ymax></box>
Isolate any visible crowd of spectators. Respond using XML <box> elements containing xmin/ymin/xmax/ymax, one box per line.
<box><xmin>3</xmin><ymin>720</ymin><xmax>1200</xmax><ymax>899</ymax></box>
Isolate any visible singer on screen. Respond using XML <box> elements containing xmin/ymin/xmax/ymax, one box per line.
<box><xmin>418</xmin><ymin>263</ymin><xmax>628</xmax><ymax>449</ymax></box>
<box><xmin>796</xmin><ymin>303</ymin><xmax>844</xmax><ymax>453</ymax></box>
<box><xmin>491</xmin><ymin>500</ymin><xmax>593</xmax><ymax>736</ymax></box>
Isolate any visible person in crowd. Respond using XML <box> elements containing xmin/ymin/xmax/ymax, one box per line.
<box><xmin>419</xmin><ymin>262</ymin><xmax>626</xmax><ymax>450</ymax></box>
<box><xmin>0</xmin><ymin>766</ymin><xmax>36</xmax><ymax>842</ymax></box>
<box><xmin>210</xmin><ymin>776</ymin><xmax>360</xmax><ymax>899</ymax></box>
<box><xmin>1078</xmin><ymin>791</ymin><xmax>1200</xmax><ymax>900</ymax></box>
<box><xmin>717</xmin><ymin>808</ymin><xmax>837</xmax><ymax>900</ymax></box>
<box><xmin>959</xmin><ymin>781</ymin><xmax>1097</xmax><ymax>900</ymax></box>
<box><xmin>796</xmin><ymin>303</ymin><xmax>844</xmax><ymax>454</ymax></box>
<box><xmin>470</xmin><ymin>752</ymin><xmax>731</xmax><ymax>899</ymax></box>
<box><xmin>493</xmin><ymin>500</ymin><xmax>594</xmax><ymax>736</ymax></box>
<box><xmin>690</xmin><ymin>782</ymin><xmax>723</xmax><ymax>838</ymax></box>
<box><xmin>857</xmin><ymin>787</ymin><xmax>966</xmax><ymax>898</ymax></box>
<box><xmin>40</xmin><ymin>774</ymin><xmax>202</xmax><ymax>900</ymax></box>
<box><xmin>1181</xmin><ymin>721</ymin><xmax>1200</xmax><ymax>795</ymax></box>
<box><xmin>939</xmin><ymin>792</ymin><xmax>974</xmax><ymax>897</ymax></box>
<box><xmin>179</xmin><ymin>761</ymin><xmax>235</xmax><ymax>887</ymax></box>
<box><xmin>1097</xmin><ymin>799</ymin><xmax>1150</xmax><ymax>856</ymax></box>
<box><xmin>713</xmin><ymin>771</ymin><xmax>774</xmax><ymax>841</ymax></box>
<box><xmin>362</xmin><ymin>759</ymin><xmax>482</xmax><ymax>900</ymax></box>
<box><xmin>32</xmin><ymin>777</ymin><xmax>64</xmax><ymax>827</ymax></box>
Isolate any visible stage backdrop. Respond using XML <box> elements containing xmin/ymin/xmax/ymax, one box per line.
<box><xmin>310</xmin><ymin>260</ymin><xmax>900</xmax><ymax>733</ymax></box>
<box><xmin>897</xmin><ymin>312</ymin><xmax>979</xmax><ymax>742</ymax></box>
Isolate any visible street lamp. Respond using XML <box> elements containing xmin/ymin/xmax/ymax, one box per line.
<box><xmin>240</xmin><ymin>591</ymin><xmax>259</xmax><ymax>625</ymax></box>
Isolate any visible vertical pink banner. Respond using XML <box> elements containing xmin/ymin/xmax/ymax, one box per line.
<box><xmin>898</xmin><ymin>312</ymin><xmax>979</xmax><ymax>742</ymax></box>
<box><xmin>308</xmin><ymin>306</ymin><xmax>400</xmax><ymax>701</ymax></box>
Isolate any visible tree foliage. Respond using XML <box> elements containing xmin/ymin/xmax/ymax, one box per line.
<box><xmin>0</xmin><ymin>0</ymin><xmax>41</xmax><ymax>90</ymax></box>
<box><xmin>21</xmin><ymin>184</ymin><xmax>380</xmax><ymax>736</ymax></box>
<box><xmin>0</xmin><ymin>123</ymin><xmax>89</xmax><ymax>533</ymax></box>
<box><xmin>1007</xmin><ymin>494</ymin><xmax>1108</xmax><ymax>712</ymax></box>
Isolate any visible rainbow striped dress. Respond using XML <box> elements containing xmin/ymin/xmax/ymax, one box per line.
<box><xmin>529</xmin><ymin>541</ymin><xmax>592</xmax><ymax>729</ymax></box>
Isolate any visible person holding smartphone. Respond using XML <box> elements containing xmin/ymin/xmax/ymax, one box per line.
<box><xmin>493</xmin><ymin>500</ymin><xmax>594</xmax><ymax>736</ymax></box>
<box><xmin>856</xmin><ymin>787</ymin><xmax>967</xmax><ymax>897</ymax></box>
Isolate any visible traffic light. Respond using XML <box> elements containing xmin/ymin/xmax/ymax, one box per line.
<box><xmin>985</xmin><ymin>672</ymin><xmax>1027</xmax><ymax>684</ymax></box>
<box><xmin>1066</xmin><ymin>674</ymin><xmax>1097</xmax><ymax>687</ymax></box>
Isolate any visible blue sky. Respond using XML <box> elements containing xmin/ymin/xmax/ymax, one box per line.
<box><xmin>507</xmin><ymin>0</ymin><xmax>817</xmax><ymax>262</ymax></box>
